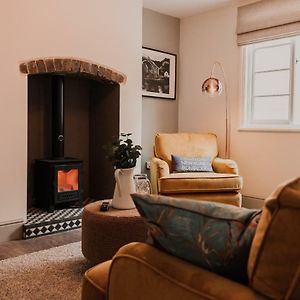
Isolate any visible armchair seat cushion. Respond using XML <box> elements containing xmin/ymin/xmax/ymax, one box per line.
<box><xmin>159</xmin><ymin>172</ymin><xmax>242</xmax><ymax>194</ymax></box>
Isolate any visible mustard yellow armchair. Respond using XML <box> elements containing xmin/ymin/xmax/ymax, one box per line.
<box><xmin>82</xmin><ymin>177</ymin><xmax>300</xmax><ymax>300</ymax></box>
<box><xmin>150</xmin><ymin>133</ymin><xmax>243</xmax><ymax>207</ymax></box>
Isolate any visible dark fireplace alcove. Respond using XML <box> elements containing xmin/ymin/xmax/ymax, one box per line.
<box><xmin>26</xmin><ymin>69</ymin><xmax>121</xmax><ymax>209</ymax></box>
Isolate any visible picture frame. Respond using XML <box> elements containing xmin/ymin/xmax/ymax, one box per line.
<box><xmin>142</xmin><ymin>47</ymin><xmax>177</xmax><ymax>100</ymax></box>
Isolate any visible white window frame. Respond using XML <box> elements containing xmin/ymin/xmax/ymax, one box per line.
<box><xmin>241</xmin><ymin>36</ymin><xmax>300</xmax><ymax>131</ymax></box>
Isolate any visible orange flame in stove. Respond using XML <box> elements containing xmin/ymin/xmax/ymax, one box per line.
<box><xmin>57</xmin><ymin>169</ymin><xmax>79</xmax><ymax>192</ymax></box>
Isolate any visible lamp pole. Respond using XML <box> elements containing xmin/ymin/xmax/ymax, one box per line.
<box><xmin>203</xmin><ymin>61</ymin><xmax>230</xmax><ymax>159</ymax></box>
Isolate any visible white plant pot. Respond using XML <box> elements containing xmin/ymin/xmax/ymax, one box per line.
<box><xmin>112</xmin><ymin>167</ymin><xmax>136</xmax><ymax>209</ymax></box>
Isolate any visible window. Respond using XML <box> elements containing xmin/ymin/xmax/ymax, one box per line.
<box><xmin>242</xmin><ymin>36</ymin><xmax>300</xmax><ymax>130</ymax></box>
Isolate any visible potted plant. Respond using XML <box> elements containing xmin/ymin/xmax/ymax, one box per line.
<box><xmin>105</xmin><ymin>133</ymin><xmax>142</xmax><ymax>209</ymax></box>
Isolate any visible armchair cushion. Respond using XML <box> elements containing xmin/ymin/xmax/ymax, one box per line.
<box><xmin>132</xmin><ymin>193</ymin><xmax>261</xmax><ymax>283</ymax></box>
<box><xmin>172</xmin><ymin>155</ymin><xmax>213</xmax><ymax>172</ymax></box>
<box><xmin>248</xmin><ymin>177</ymin><xmax>300</xmax><ymax>300</ymax></box>
<box><xmin>159</xmin><ymin>172</ymin><xmax>242</xmax><ymax>194</ymax></box>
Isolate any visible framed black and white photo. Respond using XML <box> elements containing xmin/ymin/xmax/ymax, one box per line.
<box><xmin>142</xmin><ymin>47</ymin><xmax>177</xmax><ymax>100</ymax></box>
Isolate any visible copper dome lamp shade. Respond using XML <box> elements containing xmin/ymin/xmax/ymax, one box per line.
<box><xmin>202</xmin><ymin>77</ymin><xmax>222</xmax><ymax>96</ymax></box>
<box><xmin>201</xmin><ymin>61</ymin><xmax>230</xmax><ymax>158</ymax></box>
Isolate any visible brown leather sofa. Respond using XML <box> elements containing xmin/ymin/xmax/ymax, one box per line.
<box><xmin>150</xmin><ymin>133</ymin><xmax>243</xmax><ymax>207</ymax></box>
<box><xmin>82</xmin><ymin>177</ymin><xmax>300</xmax><ymax>300</ymax></box>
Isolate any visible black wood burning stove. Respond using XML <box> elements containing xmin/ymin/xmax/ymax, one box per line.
<box><xmin>35</xmin><ymin>158</ymin><xmax>83</xmax><ymax>212</ymax></box>
<box><xmin>35</xmin><ymin>75</ymin><xmax>83</xmax><ymax>212</ymax></box>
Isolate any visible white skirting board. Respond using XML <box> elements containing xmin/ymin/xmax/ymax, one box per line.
<box><xmin>0</xmin><ymin>221</ymin><xmax>23</xmax><ymax>242</ymax></box>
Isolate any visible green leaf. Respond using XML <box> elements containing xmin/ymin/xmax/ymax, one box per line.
<box><xmin>103</xmin><ymin>133</ymin><xmax>142</xmax><ymax>168</ymax></box>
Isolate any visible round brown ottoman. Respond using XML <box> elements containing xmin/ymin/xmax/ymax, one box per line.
<box><xmin>81</xmin><ymin>200</ymin><xmax>147</xmax><ymax>265</ymax></box>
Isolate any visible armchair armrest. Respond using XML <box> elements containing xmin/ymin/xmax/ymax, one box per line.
<box><xmin>107</xmin><ymin>242</ymin><xmax>267</xmax><ymax>300</ymax></box>
<box><xmin>150</xmin><ymin>157</ymin><xmax>170</xmax><ymax>194</ymax></box>
<box><xmin>212</xmin><ymin>157</ymin><xmax>239</xmax><ymax>175</ymax></box>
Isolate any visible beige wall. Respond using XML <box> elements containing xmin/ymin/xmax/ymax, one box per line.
<box><xmin>142</xmin><ymin>9</ymin><xmax>180</xmax><ymax>173</ymax></box>
<box><xmin>0</xmin><ymin>0</ymin><xmax>142</xmax><ymax>226</ymax></box>
<box><xmin>179</xmin><ymin>3</ymin><xmax>300</xmax><ymax>199</ymax></box>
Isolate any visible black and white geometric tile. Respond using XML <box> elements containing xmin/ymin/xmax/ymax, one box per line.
<box><xmin>23</xmin><ymin>207</ymin><xmax>83</xmax><ymax>239</ymax></box>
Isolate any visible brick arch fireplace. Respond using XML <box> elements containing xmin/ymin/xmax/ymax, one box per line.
<box><xmin>20</xmin><ymin>57</ymin><xmax>125</xmax><ymax>212</ymax></box>
<box><xmin>19</xmin><ymin>57</ymin><xmax>127</xmax><ymax>84</ymax></box>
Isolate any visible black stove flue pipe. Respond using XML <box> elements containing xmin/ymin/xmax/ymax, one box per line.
<box><xmin>52</xmin><ymin>75</ymin><xmax>65</xmax><ymax>158</ymax></box>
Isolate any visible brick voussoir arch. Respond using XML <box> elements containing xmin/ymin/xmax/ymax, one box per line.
<box><xmin>19</xmin><ymin>57</ymin><xmax>127</xmax><ymax>85</ymax></box>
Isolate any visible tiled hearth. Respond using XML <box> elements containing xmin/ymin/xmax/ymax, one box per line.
<box><xmin>23</xmin><ymin>207</ymin><xmax>83</xmax><ymax>239</ymax></box>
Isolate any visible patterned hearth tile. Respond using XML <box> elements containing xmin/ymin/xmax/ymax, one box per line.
<box><xmin>23</xmin><ymin>207</ymin><xmax>83</xmax><ymax>239</ymax></box>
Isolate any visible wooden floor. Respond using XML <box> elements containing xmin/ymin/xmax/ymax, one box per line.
<box><xmin>0</xmin><ymin>229</ymin><xmax>81</xmax><ymax>260</ymax></box>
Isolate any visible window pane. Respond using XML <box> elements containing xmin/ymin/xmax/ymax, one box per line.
<box><xmin>254</xmin><ymin>44</ymin><xmax>292</xmax><ymax>72</ymax></box>
<box><xmin>254</xmin><ymin>70</ymin><xmax>290</xmax><ymax>96</ymax></box>
<box><xmin>253</xmin><ymin>96</ymin><xmax>289</xmax><ymax>121</ymax></box>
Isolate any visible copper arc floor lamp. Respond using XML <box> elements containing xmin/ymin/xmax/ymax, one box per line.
<box><xmin>201</xmin><ymin>61</ymin><xmax>230</xmax><ymax>159</ymax></box>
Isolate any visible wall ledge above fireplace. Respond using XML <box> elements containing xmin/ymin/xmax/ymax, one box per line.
<box><xmin>19</xmin><ymin>57</ymin><xmax>127</xmax><ymax>84</ymax></box>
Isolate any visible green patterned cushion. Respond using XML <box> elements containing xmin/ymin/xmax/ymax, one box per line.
<box><xmin>131</xmin><ymin>193</ymin><xmax>261</xmax><ymax>283</ymax></box>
